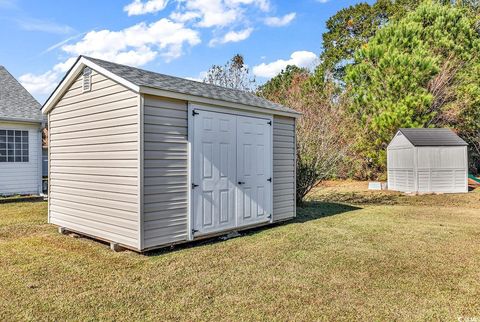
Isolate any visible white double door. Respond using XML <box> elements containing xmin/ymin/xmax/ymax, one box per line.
<box><xmin>192</xmin><ymin>109</ymin><xmax>272</xmax><ymax>236</ymax></box>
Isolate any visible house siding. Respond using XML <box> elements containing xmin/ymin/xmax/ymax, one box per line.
<box><xmin>142</xmin><ymin>95</ymin><xmax>189</xmax><ymax>249</ymax></box>
<box><xmin>48</xmin><ymin>70</ymin><xmax>140</xmax><ymax>249</ymax></box>
<box><xmin>0</xmin><ymin>121</ymin><xmax>42</xmax><ymax>195</ymax></box>
<box><xmin>272</xmin><ymin>116</ymin><xmax>296</xmax><ymax>221</ymax></box>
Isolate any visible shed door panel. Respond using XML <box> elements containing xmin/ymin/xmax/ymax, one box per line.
<box><xmin>193</xmin><ymin>111</ymin><xmax>237</xmax><ymax>235</ymax></box>
<box><xmin>236</xmin><ymin>116</ymin><xmax>272</xmax><ymax>227</ymax></box>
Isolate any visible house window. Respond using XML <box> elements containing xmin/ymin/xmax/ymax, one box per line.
<box><xmin>0</xmin><ymin>130</ymin><xmax>29</xmax><ymax>163</ymax></box>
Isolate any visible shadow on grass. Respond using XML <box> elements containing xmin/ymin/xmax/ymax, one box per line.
<box><xmin>145</xmin><ymin>201</ymin><xmax>361</xmax><ymax>257</ymax></box>
<box><xmin>294</xmin><ymin>201</ymin><xmax>362</xmax><ymax>223</ymax></box>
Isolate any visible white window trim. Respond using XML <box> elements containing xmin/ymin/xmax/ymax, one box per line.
<box><xmin>0</xmin><ymin>129</ymin><xmax>29</xmax><ymax>163</ymax></box>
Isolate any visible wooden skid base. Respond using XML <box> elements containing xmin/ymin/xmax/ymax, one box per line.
<box><xmin>58</xmin><ymin>227</ymin><xmax>68</xmax><ymax>235</ymax></box>
<box><xmin>110</xmin><ymin>243</ymin><xmax>126</xmax><ymax>252</ymax></box>
<box><xmin>54</xmin><ymin>216</ymin><xmax>294</xmax><ymax>253</ymax></box>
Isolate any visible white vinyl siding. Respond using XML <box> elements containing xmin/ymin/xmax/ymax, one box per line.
<box><xmin>387</xmin><ymin>146</ymin><xmax>415</xmax><ymax>192</ymax></box>
<box><xmin>416</xmin><ymin>146</ymin><xmax>467</xmax><ymax>193</ymax></box>
<box><xmin>272</xmin><ymin>115</ymin><xmax>296</xmax><ymax>221</ymax></box>
<box><xmin>0</xmin><ymin>122</ymin><xmax>42</xmax><ymax>195</ymax></box>
<box><xmin>142</xmin><ymin>95</ymin><xmax>188</xmax><ymax>249</ymax></box>
<box><xmin>48</xmin><ymin>70</ymin><xmax>140</xmax><ymax>249</ymax></box>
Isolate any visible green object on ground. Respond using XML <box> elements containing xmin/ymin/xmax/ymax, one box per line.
<box><xmin>468</xmin><ymin>174</ymin><xmax>480</xmax><ymax>183</ymax></box>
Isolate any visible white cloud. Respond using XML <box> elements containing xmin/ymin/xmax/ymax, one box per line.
<box><xmin>169</xmin><ymin>11</ymin><xmax>201</xmax><ymax>23</ymax></box>
<box><xmin>169</xmin><ymin>0</ymin><xmax>270</xmax><ymax>28</ymax></box>
<box><xmin>52</xmin><ymin>57</ymin><xmax>78</xmax><ymax>73</ymax></box>
<box><xmin>186</xmin><ymin>70</ymin><xmax>208</xmax><ymax>82</ymax></box>
<box><xmin>124</xmin><ymin>0</ymin><xmax>169</xmax><ymax>16</ymax></box>
<box><xmin>264</xmin><ymin>12</ymin><xmax>296</xmax><ymax>27</ymax></box>
<box><xmin>316</xmin><ymin>0</ymin><xmax>330</xmax><ymax>3</ymax></box>
<box><xmin>62</xmin><ymin>18</ymin><xmax>200</xmax><ymax>64</ymax></box>
<box><xmin>19</xmin><ymin>71</ymin><xmax>59</xmax><ymax>96</ymax></box>
<box><xmin>253</xmin><ymin>51</ymin><xmax>318</xmax><ymax>78</ymax></box>
<box><xmin>22</xmin><ymin>0</ymin><xmax>273</xmax><ymax>98</ymax></box>
<box><xmin>19</xmin><ymin>58</ymin><xmax>77</xmax><ymax>96</ymax></box>
<box><xmin>225</xmin><ymin>0</ymin><xmax>270</xmax><ymax>12</ymax></box>
<box><xmin>42</xmin><ymin>33</ymin><xmax>85</xmax><ymax>54</ymax></box>
<box><xmin>16</xmin><ymin>18</ymin><xmax>73</xmax><ymax>34</ymax></box>
<box><xmin>21</xmin><ymin>18</ymin><xmax>200</xmax><ymax>97</ymax></box>
<box><xmin>180</xmin><ymin>0</ymin><xmax>240</xmax><ymax>28</ymax></box>
<box><xmin>0</xmin><ymin>0</ymin><xmax>18</xmax><ymax>9</ymax></box>
<box><xmin>209</xmin><ymin>27</ymin><xmax>253</xmax><ymax>46</ymax></box>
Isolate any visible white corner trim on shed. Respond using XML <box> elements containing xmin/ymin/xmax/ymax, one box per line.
<box><xmin>42</xmin><ymin>56</ymin><xmax>299</xmax><ymax>252</ymax></box>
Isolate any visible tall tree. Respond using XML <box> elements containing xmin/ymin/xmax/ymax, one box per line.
<box><xmin>260</xmin><ymin>67</ymin><xmax>358</xmax><ymax>203</ymax></box>
<box><xmin>313</xmin><ymin>0</ymin><xmax>421</xmax><ymax>85</ymax></box>
<box><xmin>203</xmin><ymin>54</ymin><xmax>256</xmax><ymax>91</ymax></box>
<box><xmin>346</xmin><ymin>2</ymin><xmax>480</xmax><ymax>175</ymax></box>
<box><xmin>257</xmin><ymin>65</ymin><xmax>310</xmax><ymax>105</ymax></box>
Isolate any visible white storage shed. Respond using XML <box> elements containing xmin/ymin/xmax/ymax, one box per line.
<box><xmin>42</xmin><ymin>56</ymin><xmax>299</xmax><ymax>252</ymax></box>
<box><xmin>387</xmin><ymin>128</ymin><xmax>468</xmax><ymax>194</ymax></box>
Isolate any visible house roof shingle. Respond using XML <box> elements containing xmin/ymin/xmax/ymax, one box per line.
<box><xmin>399</xmin><ymin>128</ymin><xmax>467</xmax><ymax>146</ymax></box>
<box><xmin>83</xmin><ymin>56</ymin><xmax>298</xmax><ymax>115</ymax></box>
<box><xmin>0</xmin><ymin>66</ymin><xmax>42</xmax><ymax>123</ymax></box>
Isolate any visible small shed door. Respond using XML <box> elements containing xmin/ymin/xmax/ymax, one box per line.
<box><xmin>192</xmin><ymin>109</ymin><xmax>272</xmax><ymax>236</ymax></box>
<box><xmin>236</xmin><ymin>115</ymin><xmax>272</xmax><ymax>227</ymax></box>
<box><xmin>192</xmin><ymin>110</ymin><xmax>237</xmax><ymax>235</ymax></box>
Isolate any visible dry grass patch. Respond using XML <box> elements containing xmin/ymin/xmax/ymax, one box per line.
<box><xmin>1</xmin><ymin>185</ymin><xmax>479</xmax><ymax>321</ymax></box>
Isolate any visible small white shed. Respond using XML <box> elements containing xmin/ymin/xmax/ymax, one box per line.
<box><xmin>42</xmin><ymin>56</ymin><xmax>299</xmax><ymax>252</ymax></box>
<box><xmin>387</xmin><ymin>128</ymin><xmax>468</xmax><ymax>194</ymax></box>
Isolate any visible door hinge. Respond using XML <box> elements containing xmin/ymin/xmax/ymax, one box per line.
<box><xmin>191</xmin><ymin>183</ymin><xmax>199</xmax><ymax>189</ymax></box>
<box><xmin>267</xmin><ymin>177</ymin><xmax>272</xmax><ymax>182</ymax></box>
<box><xmin>267</xmin><ymin>120</ymin><xmax>272</xmax><ymax>126</ymax></box>
<box><xmin>191</xmin><ymin>229</ymin><xmax>199</xmax><ymax>235</ymax></box>
<box><xmin>267</xmin><ymin>214</ymin><xmax>272</xmax><ymax>219</ymax></box>
<box><xmin>192</xmin><ymin>110</ymin><xmax>199</xmax><ymax>116</ymax></box>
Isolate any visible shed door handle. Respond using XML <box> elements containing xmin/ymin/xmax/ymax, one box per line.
<box><xmin>238</xmin><ymin>181</ymin><xmax>245</xmax><ymax>185</ymax></box>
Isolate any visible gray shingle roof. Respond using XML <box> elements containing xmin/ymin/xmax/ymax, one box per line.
<box><xmin>0</xmin><ymin>66</ymin><xmax>42</xmax><ymax>123</ymax></box>
<box><xmin>399</xmin><ymin>128</ymin><xmax>467</xmax><ymax>146</ymax></box>
<box><xmin>84</xmin><ymin>56</ymin><xmax>298</xmax><ymax>115</ymax></box>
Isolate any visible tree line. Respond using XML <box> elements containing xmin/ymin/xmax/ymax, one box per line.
<box><xmin>204</xmin><ymin>0</ymin><xmax>480</xmax><ymax>203</ymax></box>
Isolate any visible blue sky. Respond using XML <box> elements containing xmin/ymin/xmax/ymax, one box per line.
<box><xmin>0</xmin><ymin>0</ymin><xmax>368</xmax><ymax>103</ymax></box>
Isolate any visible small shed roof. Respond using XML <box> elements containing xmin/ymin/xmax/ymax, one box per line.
<box><xmin>43</xmin><ymin>56</ymin><xmax>299</xmax><ymax>118</ymax></box>
<box><xmin>399</xmin><ymin>128</ymin><xmax>467</xmax><ymax>146</ymax></box>
<box><xmin>0</xmin><ymin>66</ymin><xmax>42</xmax><ymax>123</ymax></box>
<box><xmin>85</xmin><ymin>56</ymin><xmax>296</xmax><ymax>115</ymax></box>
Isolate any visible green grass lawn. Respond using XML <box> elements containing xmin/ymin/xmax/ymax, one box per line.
<box><xmin>1</xmin><ymin>182</ymin><xmax>480</xmax><ymax>321</ymax></box>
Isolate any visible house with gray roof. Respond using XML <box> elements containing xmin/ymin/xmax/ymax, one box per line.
<box><xmin>0</xmin><ymin>65</ymin><xmax>44</xmax><ymax>196</ymax></box>
<box><xmin>387</xmin><ymin>128</ymin><xmax>468</xmax><ymax>194</ymax></box>
<box><xmin>42</xmin><ymin>55</ymin><xmax>299</xmax><ymax>251</ymax></box>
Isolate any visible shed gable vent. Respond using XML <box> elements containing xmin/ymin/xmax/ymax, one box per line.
<box><xmin>82</xmin><ymin>67</ymin><xmax>92</xmax><ymax>92</ymax></box>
